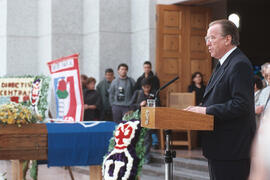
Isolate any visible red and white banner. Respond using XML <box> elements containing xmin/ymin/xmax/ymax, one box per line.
<box><xmin>47</xmin><ymin>54</ymin><xmax>83</xmax><ymax>122</ymax></box>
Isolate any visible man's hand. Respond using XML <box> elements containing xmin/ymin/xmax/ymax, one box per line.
<box><xmin>84</xmin><ymin>105</ymin><xmax>97</xmax><ymax>110</ymax></box>
<box><xmin>184</xmin><ymin>106</ymin><xmax>206</xmax><ymax>114</ymax></box>
<box><xmin>255</xmin><ymin>105</ymin><xmax>264</xmax><ymax>115</ymax></box>
<box><xmin>140</xmin><ymin>100</ymin><xmax>147</xmax><ymax>107</ymax></box>
<box><xmin>88</xmin><ymin>105</ymin><xmax>97</xmax><ymax>110</ymax></box>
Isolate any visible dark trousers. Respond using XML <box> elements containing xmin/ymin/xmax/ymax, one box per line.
<box><xmin>208</xmin><ymin>159</ymin><xmax>250</xmax><ymax>180</ymax></box>
<box><xmin>144</xmin><ymin>129</ymin><xmax>152</xmax><ymax>163</ymax></box>
<box><xmin>112</xmin><ymin>105</ymin><xmax>129</xmax><ymax>124</ymax></box>
<box><xmin>100</xmin><ymin>109</ymin><xmax>113</xmax><ymax>121</ymax></box>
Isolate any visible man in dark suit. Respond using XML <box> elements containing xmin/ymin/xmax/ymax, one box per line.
<box><xmin>185</xmin><ymin>19</ymin><xmax>256</xmax><ymax>180</ymax></box>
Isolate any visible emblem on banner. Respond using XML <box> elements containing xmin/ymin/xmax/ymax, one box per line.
<box><xmin>56</xmin><ymin>79</ymin><xmax>70</xmax><ymax>117</ymax></box>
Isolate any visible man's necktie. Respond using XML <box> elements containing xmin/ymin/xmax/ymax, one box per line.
<box><xmin>206</xmin><ymin>61</ymin><xmax>221</xmax><ymax>87</ymax></box>
<box><xmin>215</xmin><ymin>61</ymin><xmax>221</xmax><ymax>73</ymax></box>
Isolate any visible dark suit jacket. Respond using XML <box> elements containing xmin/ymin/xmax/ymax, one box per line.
<box><xmin>202</xmin><ymin>48</ymin><xmax>256</xmax><ymax>160</ymax></box>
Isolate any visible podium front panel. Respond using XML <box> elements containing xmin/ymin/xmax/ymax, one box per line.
<box><xmin>141</xmin><ymin>107</ymin><xmax>213</xmax><ymax>130</ymax></box>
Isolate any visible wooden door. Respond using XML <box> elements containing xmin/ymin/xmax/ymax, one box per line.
<box><xmin>156</xmin><ymin>5</ymin><xmax>211</xmax><ymax>106</ymax></box>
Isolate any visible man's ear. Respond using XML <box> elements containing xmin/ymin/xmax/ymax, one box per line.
<box><xmin>225</xmin><ymin>35</ymin><xmax>232</xmax><ymax>46</ymax></box>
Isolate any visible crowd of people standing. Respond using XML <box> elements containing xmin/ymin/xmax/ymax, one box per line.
<box><xmin>81</xmin><ymin>61</ymin><xmax>208</xmax><ymax>123</ymax></box>
<box><xmin>81</xmin><ymin>61</ymin><xmax>160</xmax><ymax>123</ymax></box>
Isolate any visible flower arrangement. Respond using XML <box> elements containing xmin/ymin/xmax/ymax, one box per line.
<box><xmin>0</xmin><ymin>75</ymin><xmax>50</xmax><ymax>120</ymax></box>
<box><xmin>22</xmin><ymin>75</ymin><xmax>50</xmax><ymax>119</ymax></box>
<box><xmin>0</xmin><ymin>103</ymin><xmax>41</xmax><ymax>126</ymax></box>
<box><xmin>103</xmin><ymin>110</ymin><xmax>148</xmax><ymax>180</ymax></box>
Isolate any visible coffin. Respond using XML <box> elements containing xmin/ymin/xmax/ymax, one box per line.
<box><xmin>0</xmin><ymin>124</ymin><xmax>47</xmax><ymax>160</ymax></box>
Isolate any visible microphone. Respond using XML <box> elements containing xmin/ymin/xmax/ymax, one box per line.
<box><xmin>155</xmin><ymin>76</ymin><xmax>179</xmax><ymax>103</ymax></box>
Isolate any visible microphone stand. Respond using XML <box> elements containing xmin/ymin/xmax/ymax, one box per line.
<box><xmin>155</xmin><ymin>76</ymin><xmax>179</xmax><ymax>180</ymax></box>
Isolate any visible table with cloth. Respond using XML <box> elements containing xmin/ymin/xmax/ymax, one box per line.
<box><xmin>0</xmin><ymin>121</ymin><xmax>116</xmax><ymax>180</ymax></box>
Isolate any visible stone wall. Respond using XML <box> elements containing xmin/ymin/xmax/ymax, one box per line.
<box><xmin>0</xmin><ymin>0</ymin><xmax>157</xmax><ymax>82</ymax></box>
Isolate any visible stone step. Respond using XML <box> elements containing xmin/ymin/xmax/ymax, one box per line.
<box><xmin>150</xmin><ymin>152</ymin><xmax>209</xmax><ymax>173</ymax></box>
<box><xmin>71</xmin><ymin>165</ymin><xmax>209</xmax><ymax>180</ymax></box>
<box><xmin>141</xmin><ymin>162</ymin><xmax>209</xmax><ymax>180</ymax></box>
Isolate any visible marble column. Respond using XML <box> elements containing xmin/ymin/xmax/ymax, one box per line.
<box><xmin>38</xmin><ymin>0</ymin><xmax>83</xmax><ymax>75</ymax></box>
<box><xmin>37</xmin><ymin>0</ymin><xmax>52</xmax><ymax>75</ymax></box>
<box><xmin>5</xmin><ymin>0</ymin><xmax>38</xmax><ymax>76</ymax></box>
<box><xmin>51</xmin><ymin>0</ymin><xmax>83</xmax><ymax>69</ymax></box>
<box><xmin>99</xmin><ymin>0</ymin><xmax>131</xmax><ymax>81</ymax></box>
<box><xmin>82</xmin><ymin>0</ymin><xmax>100</xmax><ymax>80</ymax></box>
<box><xmin>130</xmin><ymin>0</ymin><xmax>157</xmax><ymax>79</ymax></box>
<box><xmin>0</xmin><ymin>0</ymin><xmax>7</xmax><ymax>76</ymax></box>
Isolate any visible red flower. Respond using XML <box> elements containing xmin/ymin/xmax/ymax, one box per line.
<box><xmin>23</xmin><ymin>96</ymin><xmax>30</xmax><ymax>102</ymax></box>
<box><xmin>10</xmin><ymin>96</ymin><xmax>19</xmax><ymax>103</ymax></box>
<box><xmin>57</xmin><ymin>79</ymin><xmax>67</xmax><ymax>91</ymax></box>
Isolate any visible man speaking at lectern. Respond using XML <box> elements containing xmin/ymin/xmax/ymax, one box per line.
<box><xmin>185</xmin><ymin>19</ymin><xmax>256</xmax><ymax>180</ymax></box>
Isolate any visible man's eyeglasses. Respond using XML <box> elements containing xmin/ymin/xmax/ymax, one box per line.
<box><xmin>205</xmin><ymin>35</ymin><xmax>226</xmax><ymax>43</ymax></box>
<box><xmin>204</xmin><ymin>36</ymin><xmax>216</xmax><ymax>43</ymax></box>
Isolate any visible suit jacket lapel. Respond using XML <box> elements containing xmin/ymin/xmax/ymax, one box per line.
<box><xmin>203</xmin><ymin>48</ymin><xmax>240</xmax><ymax>99</ymax></box>
<box><xmin>204</xmin><ymin>66</ymin><xmax>225</xmax><ymax>98</ymax></box>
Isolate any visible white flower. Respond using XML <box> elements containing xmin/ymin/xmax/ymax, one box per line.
<box><xmin>0</xmin><ymin>172</ymin><xmax>6</xmax><ymax>180</ymax></box>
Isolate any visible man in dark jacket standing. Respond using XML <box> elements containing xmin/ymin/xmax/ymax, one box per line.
<box><xmin>96</xmin><ymin>68</ymin><xmax>114</xmax><ymax>121</ymax></box>
<box><xmin>134</xmin><ymin>61</ymin><xmax>160</xmax><ymax>94</ymax></box>
<box><xmin>185</xmin><ymin>19</ymin><xmax>256</xmax><ymax>180</ymax></box>
<box><xmin>135</xmin><ymin>61</ymin><xmax>161</xmax><ymax>149</ymax></box>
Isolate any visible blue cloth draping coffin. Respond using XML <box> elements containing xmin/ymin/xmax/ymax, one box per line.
<box><xmin>46</xmin><ymin>121</ymin><xmax>116</xmax><ymax>167</ymax></box>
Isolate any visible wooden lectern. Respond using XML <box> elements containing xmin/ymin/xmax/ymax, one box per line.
<box><xmin>141</xmin><ymin>107</ymin><xmax>214</xmax><ymax>180</ymax></box>
<box><xmin>141</xmin><ymin>107</ymin><xmax>214</xmax><ymax>131</ymax></box>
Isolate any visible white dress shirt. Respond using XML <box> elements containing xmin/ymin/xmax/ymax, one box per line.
<box><xmin>219</xmin><ymin>46</ymin><xmax>237</xmax><ymax>66</ymax></box>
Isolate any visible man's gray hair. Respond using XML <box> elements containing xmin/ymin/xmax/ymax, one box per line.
<box><xmin>209</xmin><ymin>19</ymin><xmax>240</xmax><ymax>46</ymax></box>
<box><xmin>261</xmin><ymin>62</ymin><xmax>270</xmax><ymax>73</ymax></box>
